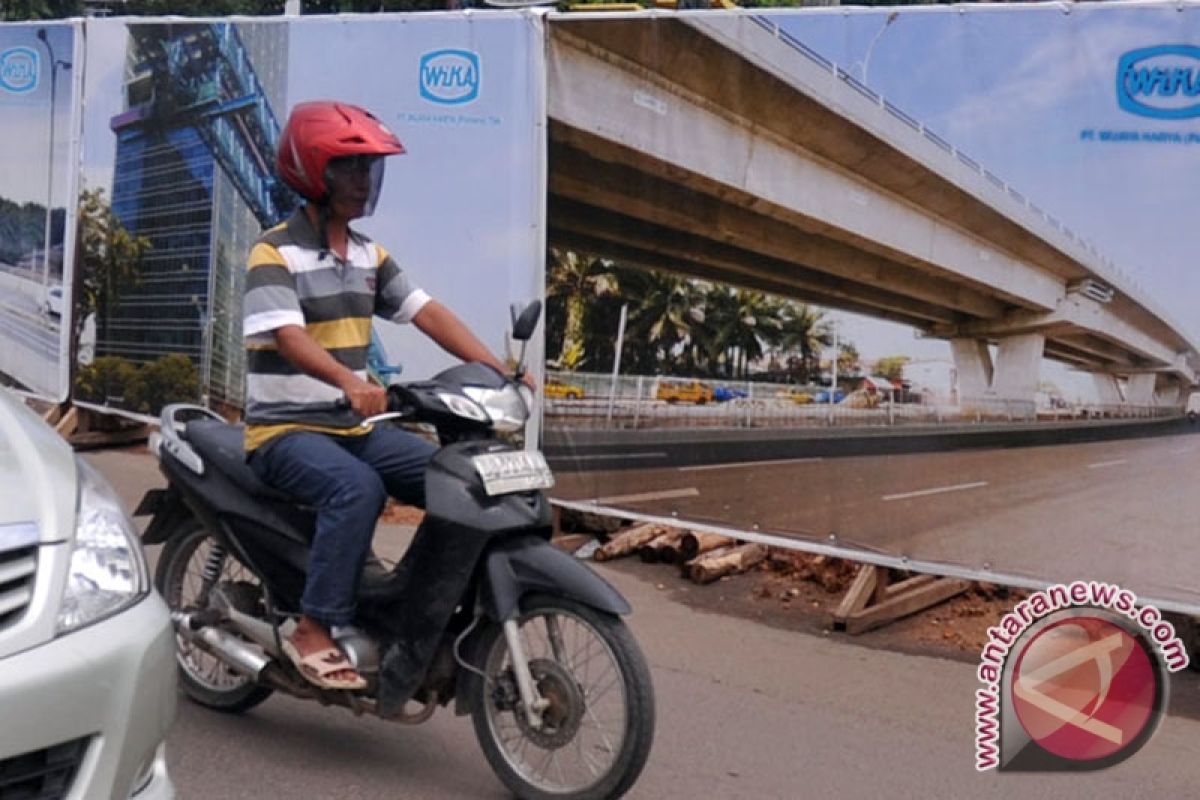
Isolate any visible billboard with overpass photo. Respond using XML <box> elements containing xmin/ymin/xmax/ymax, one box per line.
<box><xmin>541</xmin><ymin>4</ymin><xmax>1200</xmax><ymax>612</ymax></box>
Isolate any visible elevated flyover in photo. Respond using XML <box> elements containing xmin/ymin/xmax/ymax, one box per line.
<box><xmin>545</xmin><ymin>12</ymin><xmax>1200</xmax><ymax>411</ymax></box>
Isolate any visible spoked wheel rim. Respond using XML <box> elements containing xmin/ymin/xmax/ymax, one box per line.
<box><xmin>162</xmin><ymin>531</ymin><xmax>261</xmax><ymax>694</ymax></box>
<box><xmin>483</xmin><ymin>607</ymin><xmax>629</xmax><ymax>795</ymax></box>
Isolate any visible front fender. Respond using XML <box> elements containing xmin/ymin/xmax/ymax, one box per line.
<box><xmin>482</xmin><ymin>535</ymin><xmax>631</xmax><ymax>622</ymax></box>
<box><xmin>454</xmin><ymin>541</ymin><xmax>632</xmax><ymax>716</ymax></box>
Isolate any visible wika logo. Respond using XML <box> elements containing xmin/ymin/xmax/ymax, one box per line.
<box><xmin>0</xmin><ymin>47</ymin><xmax>39</xmax><ymax>94</ymax></box>
<box><xmin>419</xmin><ymin>49</ymin><xmax>480</xmax><ymax>106</ymax></box>
<box><xmin>1117</xmin><ymin>45</ymin><xmax>1200</xmax><ymax>120</ymax></box>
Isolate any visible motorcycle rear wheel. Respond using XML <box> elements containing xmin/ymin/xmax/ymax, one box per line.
<box><xmin>471</xmin><ymin>594</ymin><xmax>655</xmax><ymax>800</ymax></box>
<box><xmin>155</xmin><ymin>520</ymin><xmax>274</xmax><ymax>714</ymax></box>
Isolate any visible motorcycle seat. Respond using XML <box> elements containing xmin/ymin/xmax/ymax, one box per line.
<box><xmin>185</xmin><ymin>419</ymin><xmax>298</xmax><ymax>504</ymax></box>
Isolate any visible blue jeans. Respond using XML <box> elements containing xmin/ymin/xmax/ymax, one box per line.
<box><xmin>248</xmin><ymin>426</ymin><xmax>437</xmax><ymax>627</ymax></box>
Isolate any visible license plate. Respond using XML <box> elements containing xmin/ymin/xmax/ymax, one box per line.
<box><xmin>472</xmin><ymin>450</ymin><xmax>555</xmax><ymax>496</ymax></box>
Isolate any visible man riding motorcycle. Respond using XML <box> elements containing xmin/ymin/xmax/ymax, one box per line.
<box><xmin>243</xmin><ymin>100</ymin><xmax>520</xmax><ymax>690</ymax></box>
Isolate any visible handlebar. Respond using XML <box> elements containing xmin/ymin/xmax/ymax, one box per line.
<box><xmin>359</xmin><ymin>411</ymin><xmax>409</xmax><ymax>429</ymax></box>
<box><xmin>339</xmin><ymin>384</ymin><xmax>417</xmax><ymax>428</ymax></box>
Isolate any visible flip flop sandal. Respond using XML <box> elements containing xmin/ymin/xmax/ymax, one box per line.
<box><xmin>281</xmin><ymin>639</ymin><xmax>367</xmax><ymax>691</ymax></box>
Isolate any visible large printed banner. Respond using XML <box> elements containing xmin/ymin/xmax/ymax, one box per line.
<box><xmin>2</xmin><ymin>7</ymin><xmax>1200</xmax><ymax>609</ymax></box>
<box><xmin>70</xmin><ymin>12</ymin><xmax>545</xmax><ymax>416</ymax></box>
<box><xmin>0</xmin><ymin>22</ymin><xmax>81</xmax><ymax>401</ymax></box>
<box><xmin>542</xmin><ymin>5</ymin><xmax>1200</xmax><ymax>611</ymax></box>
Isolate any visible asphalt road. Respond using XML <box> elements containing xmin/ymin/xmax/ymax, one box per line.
<box><xmin>552</xmin><ymin>431</ymin><xmax>1200</xmax><ymax>612</ymax></box>
<box><xmin>88</xmin><ymin>448</ymin><xmax>1200</xmax><ymax>799</ymax></box>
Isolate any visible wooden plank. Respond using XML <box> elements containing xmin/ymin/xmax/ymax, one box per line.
<box><xmin>54</xmin><ymin>407</ymin><xmax>78</xmax><ymax>437</ymax></box>
<box><xmin>882</xmin><ymin>573</ymin><xmax>936</xmax><ymax>600</ymax></box>
<box><xmin>67</xmin><ymin>425</ymin><xmax>150</xmax><ymax>449</ymax></box>
<box><xmin>843</xmin><ymin>578</ymin><xmax>971</xmax><ymax>635</ymax></box>
<box><xmin>831</xmin><ymin>564</ymin><xmax>879</xmax><ymax>624</ymax></box>
<box><xmin>41</xmin><ymin>403</ymin><xmax>63</xmax><ymax>426</ymax></box>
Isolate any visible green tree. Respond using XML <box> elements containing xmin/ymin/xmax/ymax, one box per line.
<box><xmin>73</xmin><ymin>187</ymin><xmax>151</xmax><ymax>361</ymax></box>
<box><xmin>132</xmin><ymin>353</ymin><xmax>200</xmax><ymax>412</ymax></box>
<box><xmin>0</xmin><ymin>0</ymin><xmax>82</xmax><ymax>20</ymax></box>
<box><xmin>873</xmin><ymin>355</ymin><xmax>910</xmax><ymax>381</ymax></box>
<box><xmin>837</xmin><ymin>340</ymin><xmax>861</xmax><ymax>379</ymax></box>
<box><xmin>775</xmin><ymin>303</ymin><xmax>830</xmax><ymax>382</ymax></box>
<box><xmin>697</xmin><ymin>286</ymin><xmax>782</xmax><ymax>379</ymax></box>
<box><xmin>545</xmin><ymin>248</ymin><xmax>618</xmax><ymax>370</ymax></box>
<box><xmin>73</xmin><ymin>355</ymin><xmax>139</xmax><ymax>405</ymax></box>
<box><xmin>624</xmin><ymin>270</ymin><xmax>706</xmax><ymax>375</ymax></box>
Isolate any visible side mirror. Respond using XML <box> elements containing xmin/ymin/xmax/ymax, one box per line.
<box><xmin>510</xmin><ymin>300</ymin><xmax>542</xmax><ymax>342</ymax></box>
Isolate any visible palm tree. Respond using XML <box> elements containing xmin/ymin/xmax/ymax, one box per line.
<box><xmin>545</xmin><ymin>247</ymin><xmax>618</xmax><ymax>370</ymax></box>
<box><xmin>624</xmin><ymin>271</ymin><xmax>707</xmax><ymax>374</ymax></box>
<box><xmin>776</xmin><ymin>303</ymin><xmax>831</xmax><ymax>382</ymax></box>
<box><xmin>729</xmin><ymin>290</ymin><xmax>783</xmax><ymax>379</ymax></box>
<box><xmin>699</xmin><ymin>287</ymin><xmax>784</xmax><ymax>379</ymax></box>
<box><xmin>837</xmin><ymin>341</ymin><xmax>861</xmax><ymax>379</ymax></box>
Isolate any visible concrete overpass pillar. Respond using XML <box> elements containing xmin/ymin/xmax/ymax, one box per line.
<box><xmin>991</xmin><ymin>333</ymin><xmax>1045</xmax><ymax>402</ymax></box>
<box><xmin>1126</xmin><ymin>373</ymin><xmax>1157</xmax><ymax>406</ymax></box>
<box><xmin>1154</xmin><ymin>375</ymin><xmax>1185</xmax><ymax>408</ymax></box>
<box><xmin>950</xmin><ymin>339</ymin><xmax>992</xmax><ymax>400</ymax></box>
<box><xmin>1092</xmin><ymin>374</ymin><xmax>1125</xmax><ymax>406</ymax></box>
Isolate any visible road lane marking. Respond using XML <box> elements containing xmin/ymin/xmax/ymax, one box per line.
<box><xmin>549</xmin><ymin>452</ymin><xmax>667</xmax><ymax>462</ymax></box>
<box><xmin>1086</xmin><ymin>459</ymin><xmax>1127</xmax><ymax>469</ymax></box>
<box><xmin>592</xmin><ymin>487</ymin><xmax>700</xmax><ymax>505</ymax></box>
<box><xmin>882</xmin><ymin>481</ymin><xmax>988</xmax><ymax>502</ymax></box>
<box><xmin>1169</xmin><ymin>447</ymin><xmax>1192</xmax><ymax>456</ymax></box>
<box><xmin>679</xmin><ymin>457</ymin><xmax>823</xmax><ymax>472</ymax></box>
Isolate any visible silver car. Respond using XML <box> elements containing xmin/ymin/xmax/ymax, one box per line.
<box><xmin>0</xmin><ymin>389</ymin><xmax>176</xmax><ymax>799</ymax></box>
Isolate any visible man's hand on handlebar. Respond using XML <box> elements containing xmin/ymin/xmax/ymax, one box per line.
<box><xmin>340</xmin><ymin>374</ymin><xmax>387</xmax><ymax>417</ymax></box>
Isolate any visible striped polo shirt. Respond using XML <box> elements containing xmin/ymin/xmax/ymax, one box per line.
<box><xmin>242</xmin><ymin>209</ymin><xmax>431</xmax><ymax>451</ymax></box>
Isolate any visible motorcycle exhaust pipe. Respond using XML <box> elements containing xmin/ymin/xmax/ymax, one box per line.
<box><xmin>217</xmin><ymin>602</ymin><xmax>284</xmax><ymax>659</ymax></box>
<box><xmin>172</xmin><ymin>611</ymin><xmax>272</xmax><ymax>679</ymax></box>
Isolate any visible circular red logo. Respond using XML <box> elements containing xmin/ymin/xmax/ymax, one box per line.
<box><xmin>1011</xmin><ymin>616</ymin><xmax>1157</xmax><ymax>762</ymax></box>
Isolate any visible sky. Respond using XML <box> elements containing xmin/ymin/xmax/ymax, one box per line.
<box><xmin>760</xmin><ymin>4</ymin><xmax>1200</xmax><ymax>398</ymax></box>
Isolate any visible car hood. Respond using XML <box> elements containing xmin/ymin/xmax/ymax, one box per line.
<box><xmin>0</xmin><ymin>390</ymin><xmax>76</xmax><ymax>545</ymax></box>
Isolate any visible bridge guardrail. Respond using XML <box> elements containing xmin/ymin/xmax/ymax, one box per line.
<box><xmin>745</xmin><ymin>13</ymin><xmax>1146</xmax><ymax>300</ymax></box>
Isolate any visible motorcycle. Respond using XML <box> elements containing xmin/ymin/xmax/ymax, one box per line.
<box><xmin>135</xmin><ymin>301</ymin><xmax>654</xmax><ymax>800</ymax></box>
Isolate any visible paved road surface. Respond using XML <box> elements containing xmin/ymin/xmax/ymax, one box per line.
<box><xmin>88</xmin><ymin>449</ymin><xmax>1200</xmax><ymax>799</ymax></box>
<box><xmin>554</xmin><ymin>431</ymin><xmax>1200</xmax><ymax>612</ymax></box>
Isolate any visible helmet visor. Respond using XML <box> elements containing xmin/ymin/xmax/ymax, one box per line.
<box><xmin>324</xmin><ymin>155</ymin><xmax>387</xmax><ymax>217</ymax></box>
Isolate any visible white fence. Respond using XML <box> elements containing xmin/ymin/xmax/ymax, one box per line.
<box><xmin>543</xmin><ymin>371</ymin><xmax>1178</xmax><ymax>431</ymax></box>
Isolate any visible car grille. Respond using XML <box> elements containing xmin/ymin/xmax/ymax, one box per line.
<box><xmin>0</xmin><ymin>737</ymin><xmax>89</xmax><ymax>800</ymax></box>
<box><xmin>0</xmin><ymin>545</ymin><xmax>36</xmax><ymax>633</ymax></box>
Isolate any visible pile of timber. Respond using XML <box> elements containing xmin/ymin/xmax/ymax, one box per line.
<box><xmin>593</xmin><ymin>522</ymin><xmax>768</xmax><ymax>585</ymax></box>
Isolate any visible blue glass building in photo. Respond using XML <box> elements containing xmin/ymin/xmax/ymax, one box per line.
<box><xmin>103</xmin><ymin>21</ymin><xmax>293</xmax><ymax>408</ymax></box>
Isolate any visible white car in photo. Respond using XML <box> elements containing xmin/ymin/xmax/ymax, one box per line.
<box><xmin>0</xmin><ymin>389</ymin><xmax>176</xmax><ymax>799</ymax></box>
<box><xmin>43</xmin><ymin>286</ymin><xmax>64</xmax><ymax>318</ymax></box>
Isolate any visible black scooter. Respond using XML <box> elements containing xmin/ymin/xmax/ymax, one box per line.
<box><xmin>135</xmin><ymin>302</ymin><xmax>654</xmax><ymax>800</ymax></box>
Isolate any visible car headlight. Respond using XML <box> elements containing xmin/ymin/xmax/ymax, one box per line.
<box><xmin>463</xmin><ymin>384</ymin><xmax>530</xmax><ymax>433</ymax></box>
<box><xmin>56</xmin><ymin>458</ymin><xmax>150</xmax><ymax>635</ymax></box>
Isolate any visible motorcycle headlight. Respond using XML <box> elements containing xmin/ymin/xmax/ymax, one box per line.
<box><xmin>56</xmin><ymin>459</ymin><xmax>150</xmax><ymax>635</ymax></box>
<box><xmin>463</xmin><ymin>384</ymin><xmax>530</xmax><ymax>433</ymax></box>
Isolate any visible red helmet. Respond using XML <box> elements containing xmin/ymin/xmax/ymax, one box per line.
<box><xmin>276</xmin><ymin>101</ymin><xmax>405</xmax><ymax>202</ymax></box>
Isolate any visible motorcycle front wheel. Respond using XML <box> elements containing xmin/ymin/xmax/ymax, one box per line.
<box><xmin>471</xmin><ymin>594</ymin><xmax>655</xmax><ymax>800</ymax></box>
